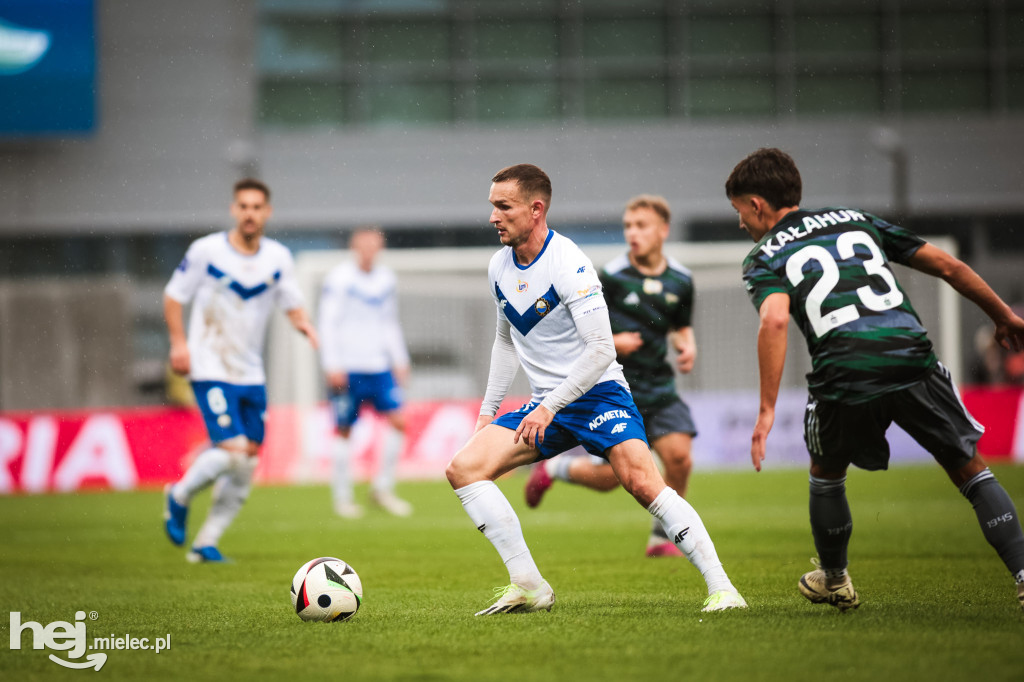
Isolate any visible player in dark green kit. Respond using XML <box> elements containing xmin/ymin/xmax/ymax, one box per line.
<box><xmin>525</xmin><ymin>195</ymin><xmax>701</xmax><ymax>557</ymax></box>
<box><xmin>726</xmin><ymin>147</ymin><xmax>1024</xmax><ymax>612</ymax></box>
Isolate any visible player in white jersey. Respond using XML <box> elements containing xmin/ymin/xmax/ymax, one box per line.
<box><xmin>162</xmin><ymin>178</ymin><xmax>318</xmax><ymax>563</ymax></box>
<box><xmin>445</xmin><ymin>164</ymin><xmax>746</xmax><ymax>615</ymax></box>
<box><xmin>318</xmin><ymin>227</ymin><xmax>412</xmax><ymax>519</ymax></box>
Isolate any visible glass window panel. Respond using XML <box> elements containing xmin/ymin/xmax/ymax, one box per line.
<box><xmin>582</xmin><ymin>18</ymin><xmax>665</xmax><ymax>59</ymax></box>
<box><xmin>258</xmin><ymin>80</ymin><xmax>346</xmax><ymax>125</ymax></box>
<box><xmin>476</xmin><ymin>19</ymin><xmax>558</xmax><ymax>61</ymax></box>
<box><xmin>366</xmin><ymin>20</ymin><xmax>450</xmax><ymax>63</ymax></box>
<box><xmin>259</xmin><ymin>20</ymin><xmax>345</xmax><ymax>73</ymax></box>
<box><xmin>902</xmin><ymin>71</ymin><xmax>988</xmax><ymax>112</ymax></box>
<box><xmin>468</xmin><ymin>0</ymin><xmax>557</xmax><ymax>13</ymax></box>
<box><xmin>795</xmin><ymin>74</ymin><xmax>881</xmax><ymax>114</ymax></box>
<box><xmin>366</xmin><ymin>82</ymin><xmax>453</xmax><ymax>123</ymax></box>
<box><xmin>688</xmin><ymin>76</ymin><xmax>775</xmax><ymax>116</ymax></box>
<box><xmin>583</xmin><ymin>78</ymin><xmax>667</xmax><ymax>118</ymax></box>
<box><xmin>687</xmin><ymin>0</ymin><xmax>775</xmax><ymax>10</ymax></box>
<box><xmin>1009</xmin><ymin>10</ymin><xmax>1024</xmax><ymax>47</ymax></box>
<box><xmin>475</xmin><ymin>80</ymin><xmax>560</xmax><ymax>120</ymax></box>
<box><xmin>901</xmin><ymin>12</ymin><xmax>987</xmax><ymax>52</ymax></box>
<box><xmin>1010</xmin><ymin>70</ymin><xmax>1024</xmax><ymax>111</ymax></box>
<box><xmin>689</xmin><ymin>16</ymin><xmax>773</xmax><ymax>56</ymax></box>
<box><xmin>794</xmin><ymin>15</ymin><xmax>879</xmax><ymax>53</ymax></box>
<box><xmin>793</xmin><ymin>0</ymin><xmax>882</xmax><ymax>11</ymax></box>
<box><xmin>578</xmin><ymin>0</ymin><xmax>664</xmax><ymax>9</ymax></box>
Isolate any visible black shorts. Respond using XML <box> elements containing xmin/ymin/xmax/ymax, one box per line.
<box><xmin>641</xmin><ymin>397</ymin><xmax>697</xmax><ymax>442</ymax></box>
<box><xmin>804</xmin><ymin>363</ymin><xmax>983</xmax><ymax>473</ymax></box>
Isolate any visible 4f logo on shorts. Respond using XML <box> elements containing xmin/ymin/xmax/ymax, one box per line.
<box><xmin>611</xmin><ymin>423</ymin><xmax>627</xmax><ymax>434</ymax></box>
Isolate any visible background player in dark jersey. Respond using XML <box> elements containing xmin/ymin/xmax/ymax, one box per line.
<box><xmin>524</xmin><ymin>195</ymin><xmax>701</xmax><ymax>557</ymax></box>
<box><xmin>726</xmin><ymin>147</ymin><xmax>1024</xmax><ymax>613</ymax></box>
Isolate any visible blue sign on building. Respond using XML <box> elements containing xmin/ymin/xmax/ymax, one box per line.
<box><xmin>0</xmin><ymin>0</ymin><xmax>96</xmax><ymax>135</ymax></box>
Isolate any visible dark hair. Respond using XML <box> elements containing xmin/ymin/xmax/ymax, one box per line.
<box><xmin>491</xmin><ymin>164</ymin><xmax>552</xmax><ymax>207</ymax></box>
<box><xmin>724</xmin><ymin>148</ymin><xmax>802</xmax><ymax>209</ymax></box>
<box><xmin>625</xmin><ymin>194</ymin><xmax>671</xmax><ymax>224</ymax></box>
<box><xmin>233</xmin><ymin>178</ymin><xmax>271</xmax><ymax>202</ymax></box>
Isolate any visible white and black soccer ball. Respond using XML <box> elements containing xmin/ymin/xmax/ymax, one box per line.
<box><xmin>290</xmin><ymin>557</ymin><xmax>363</xmax><ymax>622</ymax></box>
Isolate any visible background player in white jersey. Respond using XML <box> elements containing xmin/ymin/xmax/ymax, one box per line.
<box><xmin>162</xmin><ymin>178</ymin><xmax>318</xmax><ymax>563</ymax></box>
<box><xmin>318</xmin><ymin>226</ymin><xmax>412</xmax><ymax>518</ymax></box>
<box><xmin>446</xmin><ymin>164</ymin><xmax>746</xmax><ymax>615</ymax></box>
<box><xmin>524</xmin><ymin>195</ymin><xmax>701</xmax><ymax>558</ymax></box>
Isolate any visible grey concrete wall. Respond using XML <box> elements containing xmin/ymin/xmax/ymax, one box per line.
<box><xmin>0</xmin><ymin>3</ymin><xmax>1022</xmax><ymax>237</ymax></box>
<box><xmin>257</xmin><ymin>117</ymin><xmax>1024</xmax><ymax>234</ymax></box>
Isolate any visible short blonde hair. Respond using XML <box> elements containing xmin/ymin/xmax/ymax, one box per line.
<box><xmin>625</xmin><ymin>194</ymin><xmax>670</xmax><ymax>224</ymax></box>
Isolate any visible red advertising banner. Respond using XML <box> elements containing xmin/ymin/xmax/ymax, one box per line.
<box><xmin>0</xmin><ymin>387</ymin><xmax>1019</xmax><ymax>494</ymax></box>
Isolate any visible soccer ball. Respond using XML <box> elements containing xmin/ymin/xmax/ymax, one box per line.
<box><xmin>290</xmin><ymin>557</ymin><xmax>363</xmax><ymax>622</ymax></box>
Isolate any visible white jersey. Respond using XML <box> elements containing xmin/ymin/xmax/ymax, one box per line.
<box><xmin>164</xmin><ymin>231</ymin><xmax>304</xmax><ymax>385</ymax></box>
<box><xmin>488</xmin><ymin>230</ymin><xmax>626</xmax><ymax>402</ymax></box>
<box><xmin>318</xmin><ymin>261</ymin><xmax>409</xmax><ymax>374</ymax></box>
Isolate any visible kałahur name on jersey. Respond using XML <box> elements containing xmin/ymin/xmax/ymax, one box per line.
<box><xmin>759</xmin><ymin>209</ymin><xmax>866</xmax><ymax>258</ymax></box>
<box><xmin>589</xmin><ymin>409</ymin><xmax>632</xmax><ymax>431</ymax></box>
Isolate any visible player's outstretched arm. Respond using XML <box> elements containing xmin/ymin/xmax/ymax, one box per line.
<box><xmin>909</xmin><ymin>243</ymin><xmax>1024</xmax><ymax>352</ymax></box>
<box><xmin>752</xmin><ymin>293</ymin><xmax>789</xmax><ymax>472</ymax></box>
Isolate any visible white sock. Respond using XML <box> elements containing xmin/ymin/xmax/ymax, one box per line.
<box><xmin>547</xmin><ymin>453</ymin><xmax>575</xmax><ymax>482</ymax></box>
<box><xmin>455</xmin><ymin>481</ymin><xmax>544</xmax><ymax>589</ymax></box>
<box><xmin>647</xmin><ymin>487</ymin><xmax>735</xmax><ymax>595</ymax></box>
<box><xmin>372</xmin><ymin>427</ymin><xmax>404</xmax><ymax>495</ymax></box>
<box><xmin>331</xmin><ymin>437</ymin><xmax>354</xmax><ymax>505</ymax></box>
<box><xmin>172</xmin><ymin>447</ymin><xmax>231</xmax><ymax>504</ymax></box>
<box><xmin>193</xmin><ymin>455</ymin><xmax>257</xmax><ymax>548</ymax></box>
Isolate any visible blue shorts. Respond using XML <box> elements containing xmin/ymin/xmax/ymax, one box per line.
<box><xmin>491</xmin><ymin>381</ymin><xmax>648</xmax><ymax>460</ymax></box>
<box><xmin>330</xmin><ymin>371</ymin><xmax>403</xmax><ymax>429</ymax></box>
<box><xmin>191</xmin><ymin>381</ymin><xmax>267</xmax><ymax>444</ymax></box>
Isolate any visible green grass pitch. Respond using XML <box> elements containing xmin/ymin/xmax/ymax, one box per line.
<box><xmin>1</xmin><ymin>465</ymin><xmax>1022</xmax><ymax>681</ymax></box>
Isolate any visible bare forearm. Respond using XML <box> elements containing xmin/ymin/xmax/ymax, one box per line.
<box><xmin>164</xmin><ymin>295</ymin><xmax>191</xmax><ymax>375</ymax></box>
<box><xmin>910</xmin><ymin>244</ymin><xmax>1015</xmax><ymax>324</ymax></box>
<box><xmin>163</xmin><ymin>296</ymin><xmax>187</xmax><ymax>346</ymax></box>
<box><xmin>757</xmin><ymin>322</ymin><xmax>786</xmax><ymax>412</ymax></box>
<box><xmin>287</xmin><ymin>308</ymin><xmax>319</xmax><ymax>349</ymax></box>
<box><xmin>751</xmin><ymin>293</ymin><xmax>789</xmax><ymax>472</ymax></box>
<box><xmin>756</xmin><ymin>295</ymin><xmax>790</xmax><ymax>412</ymax></box>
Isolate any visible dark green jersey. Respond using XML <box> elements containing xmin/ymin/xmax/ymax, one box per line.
<box><xmin>743</xmin><ymin>207</ymin><xmax>937</xmax><ymax>403</ymax></box>
<box><xmin>600</xmin><ymin>253</ymin><xmax>694</xmax><ymax>411</ymax></box>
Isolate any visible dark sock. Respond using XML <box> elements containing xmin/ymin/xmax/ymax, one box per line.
<box><xmin>960</xmin><ymin>469</ymin><xmax>1024</xmax><ymax>583</ymax></box>
<box><xmin>809</xmin><ymin>475</ymin><xmax>852</xmax><ymax>573</ymax></box>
